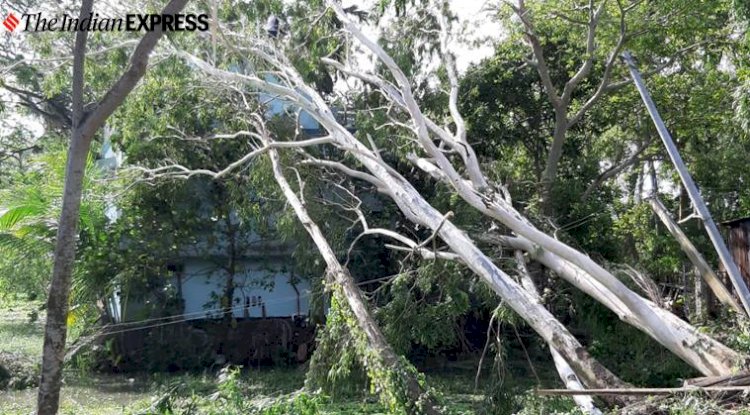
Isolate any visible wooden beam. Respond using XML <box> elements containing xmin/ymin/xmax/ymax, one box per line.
<box><xmin>536</xmin><ymin>386</ymin><xmax>750</xmax><ymax>396</ymax></box>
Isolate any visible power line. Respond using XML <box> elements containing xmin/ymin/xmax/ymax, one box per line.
<box><xmin>72</xmin><ymin>292</ymin><xmax>314</xmax><ymax>338</ymax></box>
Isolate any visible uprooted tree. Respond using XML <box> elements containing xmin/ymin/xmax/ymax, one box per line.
<box><xmin>126</xmin><ymin>0</ymin><xmax>750</xmax><ymax>411</ymax></box>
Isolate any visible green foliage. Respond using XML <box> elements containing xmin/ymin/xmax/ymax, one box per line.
<box><xmin>306</xmin><ymin>293</ymin><xmax>369</xmax><ymax>398</ymax></box>
<box><xmin>307</xmin><ymin>289</ymin><xmax>440</xmax><ymax>414</ymax></box>
<box><xmin>378</xmin><ymin>261</ymin><xmax>473</xmax><ymax>354</ymax></box>
<box><xmin>0</xmin><ymin>146</ymin><xmax>107</xmax><ymax>301</ymax></box>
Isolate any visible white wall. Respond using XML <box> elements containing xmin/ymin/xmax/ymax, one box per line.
<box><xmin>179</xmin><ymin>258</ymin><xmax>310</xmax><ymax>320</ymax></box>
<box><xmin>259</xmin><ymin>74</ymin><xmax>321</xmax><ymax>131</ymax></box>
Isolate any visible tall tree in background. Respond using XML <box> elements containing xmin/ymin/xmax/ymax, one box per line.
<box><xmin>33</xmin><ymin>0</ymin><xmax>189</xmax><ymax>412</ymax></box>
<box><xmin>503</xmin><ymin>0</ymin><xmax>733</xmax><ymax>214</ymax></box>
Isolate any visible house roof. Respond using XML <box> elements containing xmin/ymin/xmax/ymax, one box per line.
<box><xmin>720</xmin><ymin>216</ymin><xmax>750</xmax><ymax>227</ymax></box>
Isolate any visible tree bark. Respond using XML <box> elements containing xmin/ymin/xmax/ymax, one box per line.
<box><xmin>498</xmin><ymin>235</ymin><xmax>747</xmax><ymax>375</ymax></box>
<box><xmin>514</xmin><ymin>250</ymin><xmax>608</xmax><ymax>413</ymax></box>
<box><xmin>264</xmin><ymin>144</ymin><xmax>442</xmax><ymax>414</ymax></box>
<box><xmin>37</xmin><ymin>1</ymin><xmax>188</xmax><ymax>413</ymax></box>
<box><xmin>36</xmin><ymin>2</ymin><xmax>94</xmax><ymax>412</ymax></box>
<box><xmin>541</xmin><ymin>109</ymin><xmax>569</xmax><ymax>213</ymax></box>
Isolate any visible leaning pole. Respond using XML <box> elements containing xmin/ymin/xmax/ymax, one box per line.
<box><xmin>622</xmin><ymin>51</ymin><xmax>750</xmax><ymax>317</ymax></box>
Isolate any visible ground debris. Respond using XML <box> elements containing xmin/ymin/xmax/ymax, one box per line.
<box><xmin>618</xmin><ymin>372</ymin><xmax>750</xmax><ymax>414</ymax></box>
<box><xmin>0</xmin><ymin>351</ymin><xmax>39</xmax><ymax>390</ymax></box>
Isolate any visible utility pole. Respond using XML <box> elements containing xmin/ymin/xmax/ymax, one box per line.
<box><xmin>622</xmin><ymin>51</ymin><xmax>750</xmax><ymax>317</ymax></box>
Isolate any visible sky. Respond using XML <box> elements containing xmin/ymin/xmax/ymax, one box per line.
<box><xmin>447</xmin><ymin>0</ymin><xmax>503</xmax><ymax>72</ymax></box>
<box><xmin>339</xmin><ymin>0</ymin><xmax>505</xmax><ymax>73</ymax></box>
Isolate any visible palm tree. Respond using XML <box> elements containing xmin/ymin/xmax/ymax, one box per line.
<box><xmin>0</xmin><ymin>147</ymin><xmax>107</xmax><ymax>305</ymax></box>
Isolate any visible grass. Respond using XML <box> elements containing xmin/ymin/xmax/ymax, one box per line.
<box><xmin>0</xmin><ymin>300</ymin><xmax>45</xmax><ymax>358</ymax></box>
<box><xmin>0</xmin><ymin>300</ymin><xmax>150</xmax><ymax>414</ymax></box>
<box><xmin>0</xmin><ymin>300</ymin><xmax>580</xmax><ymax>414</ymax></box>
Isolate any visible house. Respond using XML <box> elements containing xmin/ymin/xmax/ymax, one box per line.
<box><xmin>721</xmin><ymin>216</ymin><xmax>750</xmax><ymax>289</ymax></box>
<box><xmin>95</xmin><ymin>87</ymin><xmax>322</xmax><ymax>368</ymax></box>
<box><xmin>102</xmin><ymin>74</ymin><xmax>322</xmax><ymax>326</ymax></box>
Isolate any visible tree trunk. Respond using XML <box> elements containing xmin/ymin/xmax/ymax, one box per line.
<box><xmin>515</xmin><ymin>250</ymin><xmax>610</xmax><ymax>412</ymax></box>
<box><xmin>265</xmin><ymin>146</ymin><xmax>442</xmax><ymax>414</ymax></box>
<box><xmin>316</xmin><ymin>127</ymin><xmax>628</xmax><ymax>391</ymax></box>
<box><xmin>37</xmin><ymin>114</ymin><xmax>92</xmax><ymax>415</ymax></box>
<box><xmin>541</xmin><ymin>110</ymin><xmax>569</xmax><ymax>214</ymax></box>
<box><xmin>550</xmin><ymin>348</ymin><xmax>604</xmax><ymax>415</ymax></box>
<box><xmin>498</xmin><ymin>235</ymin><xmax>747</xmax><ymax>375</ymax></box>
<box><xmin>37</xmin><ymin>1</ymin><xmax>188</xmax><ymax>413</ymax></box>
<box><xmin>36</xmin><ymin>3</ymin><xmax>94</xmax><ymax>412</ymax></box>
<box><xmin>221</xmin><ymin>214</ymin><xmax>237</xmax><ymax>354</ymax></box>
<box><xmin>647</xmin><ymin>196</ymin><xmax>741</xmax><ymax>313</ymax></box>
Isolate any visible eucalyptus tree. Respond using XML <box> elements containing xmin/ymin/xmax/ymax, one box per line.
<box><xmin>153</xmin><ymin>0</ymin><xmax>749</xmax><ymax>399</ymax></box>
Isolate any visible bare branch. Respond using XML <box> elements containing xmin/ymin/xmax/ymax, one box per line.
<box><xmin>560</xmin><ymin>0</ymin><xmax>608</xmax><ymax>105</ymax></box>
<box><xmin>133</xmin><ymin>135</ymin><xmax>333</xmax><ymax>180</ymax></box>
<box><xmin>436</xmin><ymin>2</ymin><xmax>467</xmax><ymax>143</ymax></box>
<box><xmin>568</xmin><ymin>0</ymin><xmax>628</xmax><ymax>127</ymax></box>
<box><xmin>300</xmin><ymin>157</ymin><xmax>391</xmax><ymax>195</ymax></box>
<box><xmin>509</xmin><ymin>0</ymin><xmax>563</xmax><ymax>109</ymax></box>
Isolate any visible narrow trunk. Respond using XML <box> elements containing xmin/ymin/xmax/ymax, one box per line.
<box><xmin>37</xmin><ymin>2</ymin><xmax>93</xmax><ymax>411</ymax></box>
<box><xmin>37</xmin><ymin>1</ymin><xmax>188</xmax><ymax>411</ymax></box>
<box><xmin>514</xmin><ymin>250</ymin><xmax>611</xmax><ymax>412</ymax></box>
<box><xmin>695</xmin><ymin>268</ymin><xmax>706</xmax><ymax>322</ymax></box>
<box><xmin>647</xmin><ymin>196</ymin><xmax>741</xmax><ymax>313</ymax></box>
<box><xmin>37</xmin><ymin>128</ymin><xmax>91</xmax><ymax>414</ymax></box>
<box><xmin>550</xmin><ymin>348</ymin><xmax>604</xmax><ymax>415</ymax></box>
<box><xmin>541</xmin><ymin>110</ymin><xmax>568</xmax><ymax>214</ymax></box>
<box><xmin>266</xmin><ymin>147</ymin><xmax>442</xmax><ymax>414</ymax></box>
<box><xmin>222</xmin><ymin>215</ymin><xmax>237</xmax><ymax>354</ymax></box>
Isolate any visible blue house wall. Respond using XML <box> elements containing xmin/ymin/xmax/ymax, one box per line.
<box><xmin>180</xmin><ymin>258</ymin><xmax>310</xmax><ymax>320</ymax></box>
<box><xmin>104</xmin><ymin>74</ymin><xmax>323</xmax><ymax>324</ymax></box>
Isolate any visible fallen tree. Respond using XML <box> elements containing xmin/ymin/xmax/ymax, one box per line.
<box><xmin>260</xmin><ymin>122</ymin><xmax>442</xmax><ymax>414</ymax></box>
<box><xmin>143</xmin><ymin>0</ymin><xmax>747</xmax><ymax>402</ymax></box>
<box><xmin>319</xmin><ymin>0</ymin><xmax>748</xmax><ymax>376</ymax></box>
<box><xmin>168</xmin><ymin>44</ymin><xmax>628</xmax><ymax>398</ymax></box>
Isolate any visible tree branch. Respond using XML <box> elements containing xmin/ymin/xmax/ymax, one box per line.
<box><xmin>79</xmin><ymin>0</ymin><xmax>190</xmax><ymax>143</ymax></box>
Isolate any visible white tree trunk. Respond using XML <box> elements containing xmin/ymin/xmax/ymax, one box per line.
<box><xmin>264</xmin><ymin>144</ymin><xmax>442</xmax><ymax>414</ymax></box>
<box><xmin>498</xmin><ymin>236</ymin><xmax>745</xmax><ymax>375</ymax></box>
<box><xmin>550</xmin><ymin>348</ymin><xmax>603</xmax><ymax>415</ymax></box>
<box><xmin>319</xmin><ymin>0</ymin><xmax>745</xmax><ymax>376</ymax></box>
<box><xmin>515</xmin><ymin>250</ymin><xmax>605</xmax><ymax>414</ymax></box>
